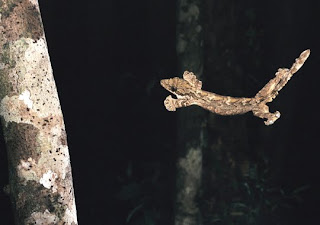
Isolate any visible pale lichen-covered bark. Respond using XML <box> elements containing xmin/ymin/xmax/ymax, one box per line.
<box><xmin>0</xmin><ymin>0</ymin><xmax>77</xmax><ymax>224</ymax></box>
<box><xmin>175</xmin><ymin>0</ymin><xmax>205</xmax><ymax>225</ymax></box>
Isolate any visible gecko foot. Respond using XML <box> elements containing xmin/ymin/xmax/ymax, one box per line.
<box><xmin>164</xmin><ymin>95</ymin><xmax>177</xmax><ymax>111</ymax></box>
<box><xmin>264</xmin><ymin>111</ymin><xmax>281</xmax><ymax>125</ymax></box>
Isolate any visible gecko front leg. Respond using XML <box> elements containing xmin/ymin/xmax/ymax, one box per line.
<box><xmin>164</xmin><ymin>95</ymin><xmax>194</xmax><ymax>111</ymax></box>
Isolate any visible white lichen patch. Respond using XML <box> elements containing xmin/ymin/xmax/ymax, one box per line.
<box><xmin>177</xmin><ymin>147</ymin><xmax>202</xmax><ymax>214</ymax></box>
<box><xmin>179</xmin><ymin>147</ymin><xmax>202</xmax><ymax>177</ymax></box>
<box><xmin>185</xmin><ymin>186</ymin><xmax>192</xmax><ymax>195</ymax></box>
<box><xmin>17</xmin><ymin>158</ymin><xmax>37</xmax><ymax>184</ymax></box>
<box><xmin>195</xmin><ymin>25</ymin><xmax>202</xmax><ymax>33</ymax></box>
<box><xmin>18</xmin><ymin>90</ymin><xmax>33</xmax><ymax>109</ymax></box>
<box><xmin>176</xmin><ymin>35</ymin><xmax>187</xmax><ymax>54</ymax></box>
<box><xmin>178</xmin><ymin>4</ymin><xmax>200</xmax><ymax>23</ymax></box>
<box><xmin>29</xmin><ymin>0</ymin><xmax>40</xmax><ymax>10</ymax></box>
<box><xmin>18</xmin><ymin>157</ymin><xmax>34</xmax><ymax>170</ymax></box>
<box><xmin>39</xmin><ymin>170</ymin><xmax>58</xmax><ymax>192</ymax></box>
<box><xmin>27</xmin><ymin>209</ymin><xmax>59</xmax><ymax>224</ymax></box>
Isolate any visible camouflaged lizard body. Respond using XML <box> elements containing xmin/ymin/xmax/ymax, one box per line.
<box><xmin>161</xmin><ymin>49</ymin><xmax>310</xmax><ymax>125</ymax></box>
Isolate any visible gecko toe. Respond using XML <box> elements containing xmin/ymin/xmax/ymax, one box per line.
<box><xmin>164</xmin><ymin>95</ymin><xmax>177</xmax><ymax>111</ymax></box>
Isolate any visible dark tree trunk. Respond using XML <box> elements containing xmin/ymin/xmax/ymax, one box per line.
<box><xmin>201</xmin><ymin>0</ymin><xmax>251</xmax><ymax>223</ymax></box>
<box><xmin>175</xmin><ymin>0</ymin><xmax>206</xmax><ymax>225</ymax></box>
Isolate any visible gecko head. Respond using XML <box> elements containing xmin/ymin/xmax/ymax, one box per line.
<box><xmin>160</xmin><ymin>77</ymin><xmax>192</xmax><ymax>96</ymax></box>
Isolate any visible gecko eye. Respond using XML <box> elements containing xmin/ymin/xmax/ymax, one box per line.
<box><xmin>170</xmin><ymin>86</ymin><xmax>177</xmax><ymax>92</ymax></box>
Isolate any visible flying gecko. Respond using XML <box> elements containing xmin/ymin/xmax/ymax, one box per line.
<box><xmin>160</xmin><ymin>49</ymin><xmax>310</xmax><ymax>125</ymax></box>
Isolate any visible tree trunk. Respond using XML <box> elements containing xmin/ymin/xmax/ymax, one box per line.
<box><xmin>200</xmin><ymin>1</ymin><xmax>260</xmax><ymax>223</ymax></box>
<box><xmin>175</xmin><ymin>0</ymin><xmax>205</xmax><ymax>225</ymax></box>
<box><xmin>0</xmin><ymin>1</ymin><xmax>78</xmax><ymax>224</ymax></box>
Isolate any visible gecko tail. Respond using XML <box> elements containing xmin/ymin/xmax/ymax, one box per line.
<box><xmin>289</xmin><ymin>49</ymin><xmax>310</xmax><ymax>74</ymax></box>
<box><xmin>254</xmin><ymin>49</ymin><xmax>310</xmax><ymax>103</ymax></box>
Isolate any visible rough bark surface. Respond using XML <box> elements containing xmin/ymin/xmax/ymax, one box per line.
<box><xmin>175</xmin><ymin>0</ymin><xmax>205</xmax><ymax>225</ymax></box>
<box><xmin>0</xmin><ymin>1</ymin><xmax>78</xmax><ymax>224</ymax></box>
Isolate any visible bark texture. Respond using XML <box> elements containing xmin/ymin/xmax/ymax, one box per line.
<box><xmin>175</xmin><ymin>0</ymin><xmax>205</xmax><ymax>224</ymax></box>
<box><xmin>0</xmin><ymin>1</ymin><xmax>78</xmax><ymax>224</ymax></box>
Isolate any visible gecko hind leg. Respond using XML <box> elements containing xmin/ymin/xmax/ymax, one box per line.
<box><xmin>252</xmin><ymin>104</ymin><xmax>281</xmax><ymax>125</ymax></box>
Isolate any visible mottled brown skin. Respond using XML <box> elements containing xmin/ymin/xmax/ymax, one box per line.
<box><xmin>161</xmin><ymin>49</ymin><xmax>310</xmax><ymax>125</ymax></box>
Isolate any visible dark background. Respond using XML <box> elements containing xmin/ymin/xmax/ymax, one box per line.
<box><xmin>1</xmin><ymin>0</ymin><xmax>320</xmax><ymax>224</ymax></box>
